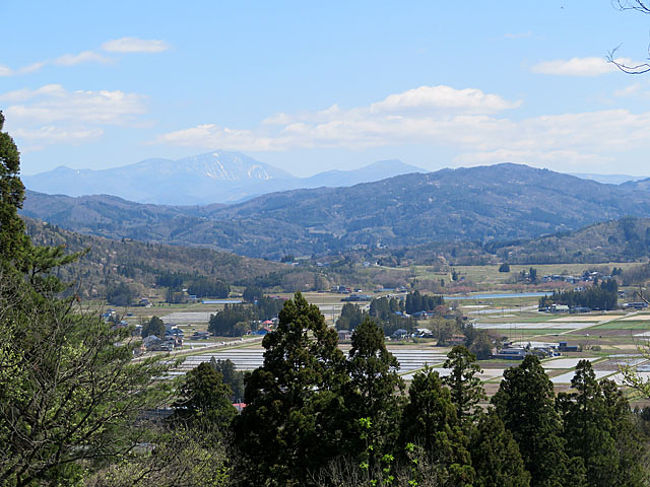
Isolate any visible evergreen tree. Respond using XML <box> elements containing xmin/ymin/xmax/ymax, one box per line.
<box><xmin>399</xmin><ymin>367</ymin><xmax>475</xmax><ymax>486</ymax></box>
<box><xmin>470</xmin><ymin>409</ymin><xmax>531</xmax><ymax>487</ymax></box>
<box><xmin>556</xmin><ymin>360</ymin><xmax>620</xmax><ymax>487</ymax></box>
<box><xmin>599</xmin><ymin>378</ymin><xmax>647</xmax><ymax>486</ymax></box>
<box><xmin>173</xmin><ymin>362</ymin><xmax>236</xmax><ymax>433</ymax></box>
<box><xmin>442</xmin><ymin>345</ymin><xmax>486</xmax><ymax>426</ymax></box>
<box><xmin>0</xmin><ymin>115</ymin><xmax>171</xmax><ymax>486</ymax></box>
<box><xmin>492</xmin><ymin>355</ymin><xmax>582</xmax><ymax>487</ymax></box>
<box><xmin>209</xmin><ymin>357</ymin><xmax>245</xmax><ymax>402</ymax></box>
<box><xmin>232</xmin><ymin>293</ymin><xmax>348</xmax><ymax>486</ymax></box>
<box><xmin>0</xmin><ymin>111</ymin><xmax>30</xmax><ymax>270</ymax></box>
<box><xmin>344</xmin><ymin>318</ymin><xmax>404</xmax><ymax>467</ymax></box>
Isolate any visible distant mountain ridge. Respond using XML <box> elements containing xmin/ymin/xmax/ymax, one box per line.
<box><xmin>23</xmin><ymin>152</ymin><xmax>424</xmax><ymax>205</ymax></box>
<box><xmin>21</xmin><ymin>163</ymin><xmax>650</xmax><ymax>259</ymax></box>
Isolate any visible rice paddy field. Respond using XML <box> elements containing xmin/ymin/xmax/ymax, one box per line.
<box><xmin>120</xmin><ymin>264</ymin><xmax>650</xmax><ymax>403</ymax></box>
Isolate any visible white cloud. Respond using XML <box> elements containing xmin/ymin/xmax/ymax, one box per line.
<box><xmin>156</xmin><ymin>85</ymin><xmax>650</xmax><ymax>173</ymax></box>
<box><xmin>54</xmin><ymin>50</ymin><xmax>110</xmax><ymax>66</ymax></box>
<box><xmin>530</xmin><ymin>56</ymin><xmax>633</xmax><ymax>76</ymax></box>
<box><xmin>2</xmin><ymin>84</ymin><xmax>147</xmax><ymax>146</ymax></box>
<box><xmin>370</xmin><ymin>85</ymin><xmax>520</xmax><ymax>114</ymax></box>
<box><xmin>0</xmin><ymin>37</ymin><xmax>168</xmax><ymax>77</ymax></box>
<box><xmin>12</xmin><ymin>126</ymin><xmax>103</xmax><ymax>143</ymax></box>
<box><xmin>102</xmin><ymin>37</ymin><xmax>169</xmax><ymax>53</ymax></box>
<box><xmin>4</xmin><ymin>85</ymin><xmax>147</xmax><ymax>124</ymax></box>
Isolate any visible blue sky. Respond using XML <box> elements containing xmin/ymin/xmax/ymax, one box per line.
<box><xmin>3</xmin><ymin>0</ymin><xmax>650</xmax><ymax>177</ymax></box>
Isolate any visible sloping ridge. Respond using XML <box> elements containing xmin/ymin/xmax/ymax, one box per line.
<box><xmin>21</xmin><ymin>163</ymin><xmax>650</xmax><ymax>259</ymax></box>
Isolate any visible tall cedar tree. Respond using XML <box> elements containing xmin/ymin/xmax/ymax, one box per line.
<box><xmin>343</xmin><ymin>318</ymin><xmax>404</xmax><ymax>467</ymax></box>
<box><xmin>232</xmin><ymin>293</ymin><xmax>348</xmax><ymax>487</ymax></box>
<box><xmin>599</xmin><ymin>378</ymin><xmax>647</xmax><ymax>485</ymax></box>
<box><xmin>556</xmin><ymin>360</ymin><xmax>620</xmax><ymax>487</ymax></box>
<box><xmin>399</xmin><ymin>367</ymin><xmax>475</xmax><ymax>486</ymax></box>
<box><xmin>469</xmin><ymin>408</ymin><xmax>531</xmax><ymax>487</ymax></box>
<box><xmin>492</xmin><ymin>355</ymin><xmax>586</xmax><ymax>487</ymax></box>
<box><xmin>442</xmin><ymin>345</ymin><xmax>486</xmax><ymax>426</ymax></box>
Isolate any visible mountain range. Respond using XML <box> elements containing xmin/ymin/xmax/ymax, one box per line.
<box><xmin>21</xmin><ymin>163</ymin><xmax>650</xmax><ymax>259</ymax></box>
<box><xmin>23</xmin><ymin>151</ymin><xmax>424</xmax><ymax>205</ymax></box>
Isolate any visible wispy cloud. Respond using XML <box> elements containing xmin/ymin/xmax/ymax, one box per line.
<box><xmin>54</xmin><ymin>50</ymin><xmax>111</xmax><ymax>66</ymax></box>
<box><xmin>0</xmin><ymin>37</ymin><xmax>168</xmax><ymax>76</ymax></box>
<box><xmin>101</xmin><ymin>37</ymin><xmax>170</xmax><ymax>53</ymax></box>
<box><xmin>2</xmin><ymin>84</ymin><xmax>147</xmax><ymax>147</ymax></box>
<box><xmin>156</xmin><ymin>84</ymin><xmax>650</xmax><ymax>170</ymax></box>
<box><xmin>530</xmin><ymin>56</ymin><xmax>632</xmax><ymax>76</ymax></box>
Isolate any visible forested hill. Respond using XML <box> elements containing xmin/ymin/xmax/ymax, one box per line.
<box><xmin>391</xmin><ymin>217</ymin><xmax>650</xmax><ymax>266</ymax></box>
<box><xmin>23</xmin><ymin>218</ymin><xmax>286</xmax><ymax>299</ymax></box>
<box><xmin>22</xmin><ymin>163</ymin><xmax>650</xmax><ymax>259</ymax></box>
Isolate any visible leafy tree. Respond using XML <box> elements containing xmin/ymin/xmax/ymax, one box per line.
<box><xmin>399</xmin><ymin>367</ymin><xmax>474</xmax><ymax>486</ymax></box>
<box><xmin>232</xmin><ymin>293</ymin><xmax>348</xmax><ymax>486</ymax></box>
<box><xmin>470</xmin><ymin>409</ymin><xmax>531</xmax><ymax>487</ymax></box>
<box><xmin>442</xmin><ymin>346</ymin><xmax>486</xmax><ymax>426</ymax></box>
<box><xmin>107</xmin><ymin>282</ymin><xmax>136</xmax><ymax>307</ymax></box>
<box><xmin>344</xmin><ymin>318</ymin><xmax>404</xmax><ymax>466</ymax></box>
<box><xmin>468</xmin><ymin>331</ymin><xmax>494</xmax><ymax>360</ymax></box>
<box><xmin>336</xmin><ymin>302</ymin><xmax>366</xmax><ymax>330</ymax></box>
<box><xmin>242</xmin><ymin>285</ymin><xmax>263</xmax><ymax>302</ymax></box>
<box><xmin>173</xmin><ymin>362</ymin><xmax>236</xmax><ymax>432</ymax></box>
<box><xmin>210</xmin><ymin>357</ymin><xmax>246</xmax><ymax>402</ymax></box>
<box><xmin>142</xmin><ymin>315</ymin><xmax>165</xmax><ymax>338</ymax></box>
<box><xmin>186</xmin><ymin>277</ymin><xmax>229</xmax><ymax>298</ymax></box>
<box><xmin>492</xmin><ymin>355</ymin><xmax>582</xmax><ymax>487</ymax></box>
<box><xmin>0</xmin><ymin>114</ymin><xmax>171</xmax><ymax>486</ymax></box>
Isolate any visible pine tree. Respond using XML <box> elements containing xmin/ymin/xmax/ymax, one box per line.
<box><xmin>492</xmin><ymin>355</ymin><xmax>583</xmax><ymax>487</ymax></box>
<box><xmin>470</xmin><ymin>409</ymin><xmax>531</xmax><ymax>487</ymax></box>
<box><xmin>442</xmin><ymin>345</ymin><xmax>486</xmax><ymax>426</ymax></box>
<box><xmin>232</xmin><ymin>292</ymin><xmax>348</xmax><ymax>486</ymax></box>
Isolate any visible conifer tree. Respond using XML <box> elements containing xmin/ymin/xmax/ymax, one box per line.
<box><xmin>399</xmin><ymin>367</ymin><xmax>475</xmax><ymax>486</ymax></box>
<box><xmin>470</xmin><ymin>409</ymin><xmax>531</xmax><ymax>487</ymax></box>
<box><xmin>492</xmin><ymin>355</ymin><xmax>584</xmax><ymax>487</ymax></box>
<box><xmin>173</xmin><ymin>362</ymin><xmax>237</xmax><ymax>433</ymax></box>
<box><xmin>0</xmin><ymin>113</ymin><xmax>171</xmax><ymax>486</ymax></box>
<box><xmin>232</xmin><ymin>292</ymin><xmax>348</xmax><ymax>486</ymax></box>
<box><xmin>442</xmin><ymin>345</ymin><xmax>486</xmax><ymax>426</ymax></box>
<box><xmin>344</xmin><ymin>318</ymin><xmax>404</xmax><ymax>467</ymax></box>
<box><xmin>556</xmin><ymin>360</ymin><xmax>619</xmax><ymax>487</ymax></box>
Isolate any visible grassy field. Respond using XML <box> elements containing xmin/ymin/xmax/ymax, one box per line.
<box><xmin>413</xmin><ymin>262</ymin><xmax>639</xmax><ymax>290</ymax></box>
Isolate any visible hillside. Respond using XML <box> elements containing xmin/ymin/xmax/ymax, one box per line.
<box><xmin>21</xmin><ymin>163</ymin><xmax>650</xmax><ymax>259</ymax></box>
<box><xmin>386</xmin><ymin>217</ymin><xmax>650</xmax><ymax>266</ymax></box>
<box><xmin>23</xmin><ymin>218</ymin><xmax>287</xmax><ymax>299</ymax></box>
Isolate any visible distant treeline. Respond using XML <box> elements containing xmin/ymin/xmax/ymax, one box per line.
<box><xmin>539</xmin><ymin>279</ymin><xmax>618</xmax><ymax>310</ymax></box>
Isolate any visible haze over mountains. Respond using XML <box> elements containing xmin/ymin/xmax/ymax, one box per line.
<box><xmin>22</xmin><ymin>163</ymin><xmax>650</xmax><ymax>259</ymax></box>
<box><xmin>23</xmin><ymin>151</ymin><xmax>424</xmax><ymax>205</ymax></box>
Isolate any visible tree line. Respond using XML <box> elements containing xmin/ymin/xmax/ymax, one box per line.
<box><xmin>539</xmin><ymin>279</ymin><xmax>619</xmax><ymax>310</ymax></box>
